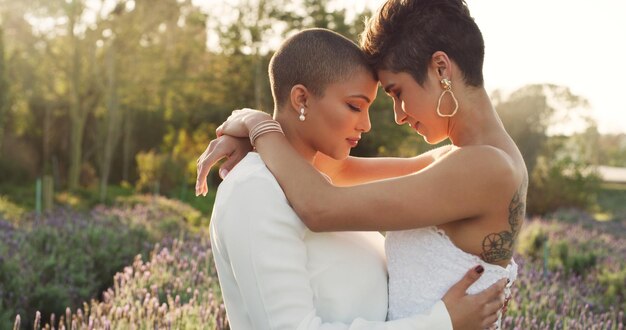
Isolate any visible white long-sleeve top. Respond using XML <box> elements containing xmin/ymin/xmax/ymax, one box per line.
<box><xmin>209</xmin><ymin>153</ymin><xmax>452</xmax><ymax>330</ymax></box>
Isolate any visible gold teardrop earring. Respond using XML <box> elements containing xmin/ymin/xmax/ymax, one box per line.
<box><xmin>436</xmin><ymin>78</ymin><xmax>459</xmax><ymax>117</ymax></box>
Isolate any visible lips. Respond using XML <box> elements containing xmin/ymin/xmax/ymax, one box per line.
<box><xmin>346</xmin><ymin>137</ymin><xmax>361</xmax><ymax>147</ymax></box>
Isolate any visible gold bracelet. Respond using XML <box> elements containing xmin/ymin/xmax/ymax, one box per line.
<box><xmin>249</xmin><ymin>120</ymin><xmax>284</xmax><ymax>148</ymax></box>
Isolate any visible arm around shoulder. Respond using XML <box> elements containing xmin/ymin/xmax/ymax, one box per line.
<box><xmin>299</xmin><ymin>146</ymin><xmax>517</xmax><ymax>232</ymax></box>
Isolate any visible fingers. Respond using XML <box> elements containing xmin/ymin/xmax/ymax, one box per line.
<box><xmin>480</xmin><ymin>278</ymin><xmax>506</xmax><ymax>304</ymax></box>
<box><xmin>482</xmin><ymin>314</ymin><xmax>499</xmax><ymax>329</ymax></box>
<box><xmin>219</xmin><ymin>156</ymin><xmax>239</xmax><ymax>179</ymax></box>
<box><xmin>450</xmin><ymin>265</ymin><xmax>485</xmax><ymax>297</ymax></box>
<box><xmin>481</xmin><ymin>299</ymin><xmax>503</xmax><ymax>328</ymax></box>
<box><xmin>484</xmin><ymin>293</ymin><xmax>505</xmax><ymax>315</ymax></box>
<box><xmin>195</xmin><ymin>139</ymin><xmax>228</xmax><ymax>196</ymax></box>
<box><xmin>195</xmin><ymin>143</ymin><xmax>213</xmax><ymax>196</ymax></box>
<box><xmin>479</xmin><ymin>279</ymin><xmax>507</xmax><ymax>328</ymax></box>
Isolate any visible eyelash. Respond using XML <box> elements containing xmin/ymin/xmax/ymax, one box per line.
<box><xmin>347</xmin><ymin>104</ymin><xmax>361</xmax><ymax>112</ymax></box>
<box><xmin>395</xmin><ymin>91</ymin><xmax>402</xmax><ymax>99</ymax></box>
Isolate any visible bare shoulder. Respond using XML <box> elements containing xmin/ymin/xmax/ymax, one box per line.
<box><xmin>439</xmin><ymin>145</ymin><xmax>518</xmax><ymax>180</ymax></box>
<box><xmin>423</xmin><ymin>144</ymin><xmax>455</xmax><ymax>160</ymax></box>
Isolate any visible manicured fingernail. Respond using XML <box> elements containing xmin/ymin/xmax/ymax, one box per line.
<box><xmin>475</xmin><ymin>265</ymin><xmax>484</xmax><ymax>274</ymax></box>
<box><xmin>219</xmin><ymin>169</ymin><xmax>229</xmax><ymax>179</ymax></box>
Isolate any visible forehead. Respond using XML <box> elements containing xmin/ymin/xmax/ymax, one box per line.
<box><xmin>323</xmin><ymin>70</ymin><xmax>378</xmax><ymax>100</ymax></box>
<box><xmin>377</xmin><ymin>70</ymin><xmax>418</xmax><ymax>93</ymax></box>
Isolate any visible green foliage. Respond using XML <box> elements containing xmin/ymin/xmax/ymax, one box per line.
<box><xmin>494</xmin><ymin>85</ymin><xmax>554</xmax><ymax>175</ymax></box>
<box><xmin>598</xmin><ymin>266</ymin><xmax>626</xmax><ymax>307</ymax></box>
<box><xmin>517</xmin><ymin>221</ymin><xmax>598</xmax><ymax>275</ymax></box>
<box><xmin>587</xmin><ymin>132</ymin><xmax>626</xmax><ymax>167</ymax></box>
<box><xmin>113</xmin><ymin>194</ymin><xmax>208</xmax><ymax>229</ymax></box>
<box><xmin>0</xmin><ymin>151</ymin><xmax>35</xmax><ymax>184</ymax></box>
<box><xmin>597</xmin><ymin>184</ymin><xmax>626</xmax><ymax>220</ymax></box>
<box><xmin>0</xmin><ymin>209</ymin><xmax>152</xmax><ymax>329</ymax></box>
<box><xmin>492</xmin><ymin>84</ymin><xmax>612</xmax><ymax>215</ymax></box>
<box><xmin>527</xmin><ymin>137</ymin><xmax>602</xmax><ymax>215</ymax></box>
<box><xmin>135</xmin><ymin>150</ymin><xmax>170</xmax><ymax>194</ymax></box>
<box><xmin>0</xmin><ymin>184</ymin><xmax>36</xmax><ymax>210</ymax></box>
<box><xmin>550</xmin><ymin>240</ymin><xmax>597</xmax><ymax>275</ymax></box>
<box><xmin>10</xmin><ymin>238</ymin><xmax>228</xmax><ymax>330</ymax></box>
<box><xmin>516</xmin><ymin>221</ymin><xmax>549</xmax><ymax>260</ymax></box>
<box><xmin>1</xmin><ymin>0</ymin><xmax>624</xmax><ymax>219</ymax></box>
<box><xmin>0</xmin><ymin>193</ymin><xmax>206</xmax><ymax>329</ymax></box>
<box><xmin>0</xmin><ymin>25</ymin><xmax>9</xmax><ymax>156</ymax></box>
<box><xmin>0</xmin><ymin>195</ymin><xmax>26</xmax><ymax>225</ymax></box>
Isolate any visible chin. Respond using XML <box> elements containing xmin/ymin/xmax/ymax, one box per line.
<box><xmin>423</xmin><ymin>135</ymin><xmax>447</xmax><ymax>145</ymax></box>
<box><xmin>325</xmin><ymin>148</ymin><xmax>350</xmax><ymax>160</ymax></box>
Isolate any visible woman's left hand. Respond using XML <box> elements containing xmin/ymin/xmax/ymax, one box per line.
<box><xmin>195</xmin><ymin>135</ymin><xmax>253</xmax><ymax>196</ymax></box>
<box><xmin>216</xmin><ymin>108</ymin><xmax>272</xmax><ymax>138</ymax></box>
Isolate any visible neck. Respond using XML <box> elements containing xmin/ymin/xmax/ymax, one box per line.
<box><xmin>274</xmin><ymin>108</ymin><xmax>317</xmax><ymax>164</ymax></box>
<box><xmin>447</xmin><ymin>86</ymin><xmax>505</xmax><ymax>146</ymax></box>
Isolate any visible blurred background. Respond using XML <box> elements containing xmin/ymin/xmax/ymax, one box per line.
<box><xmin>0</xmin><ymin>0</ymin><xmax>624</xmax><ymax>329</ymax></box>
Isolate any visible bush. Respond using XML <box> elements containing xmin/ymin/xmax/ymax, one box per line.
<box><xmin>0</xmin><ymin>195</ymin><xmax>26</xmax><ymax>226</ymax></box>
<box><xmin>0</xmin><ymin>153</ymin><xmax>32</xmax><ymax>184</ymax></box>
<box><xmin>527</xmin><ymin>150</ymin><xmax>602</xmax><ymax>215</ymax></box>
<box><xmin>516</xmin><ymin>220</ymin><xmax>549</xmax><ymax>260</ymax></box>
<box><xmin>551</xmin><ymin>240</ymin><xmax>597</xmax><ymax>275</ymax></box>
<box><xmin>598</xmin><ymin>266</ymin><xmax>626</xmax><ymax>308</ymax></box>
<box><xmin>135</xmin><ymin>150</ymin><xmax>185</xmax><ymax>196</ymax></box>
<box><xmin>0</xmin><ymin>209</ymin><xmax>152</xmax><ymax>329</ymax></box>
<box><xmin>12</xmin><ymin>239</ymin><xmax>229</xmax><ymax>330</ymax></box>
<box><xmin>94</xmin><ymin>194</ymin><xmax>208</xmax><ymax>237</ymax></box>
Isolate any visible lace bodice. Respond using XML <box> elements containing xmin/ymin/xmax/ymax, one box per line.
<box><xmin>386</xmin><ymin>227</ymin><xmax>517</xmax><ymax>328</ymax></box>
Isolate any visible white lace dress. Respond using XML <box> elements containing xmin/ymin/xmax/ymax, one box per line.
<box><xmin>386</xmin><ymin>227</ymin><xmax>517</xmax><ymax>329</ymax></box>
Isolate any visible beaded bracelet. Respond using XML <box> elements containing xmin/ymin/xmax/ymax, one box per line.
<box><xmin>249</xmin><ymin>120</ymin><xmax>284</xmax><ymax>148</ymax></box>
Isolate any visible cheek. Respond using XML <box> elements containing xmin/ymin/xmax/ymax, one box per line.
<box><xmin>321</xmin><ymin>105</ymin><xmax>349</xmax><ymax>131</ymax></box>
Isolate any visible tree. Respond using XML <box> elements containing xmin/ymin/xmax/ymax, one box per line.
<box><xmin>494</xmin><ymin>84</ymin><xmax>591</xmax><ymax>176</ymax></box>
<box><xmin>0</xmin><ymin>26</ymin><xmax>9</xmax><ymax>157</ymax></box>
<box><xmin>495</xmin><ymin>84</ymin><xmax>601</xmax><ymax>214</ymax></box>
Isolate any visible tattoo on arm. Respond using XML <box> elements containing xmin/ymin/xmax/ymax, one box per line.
<box><xmin>481</xmin><ymin>176</ymin><xmax>528</xmax><ymax>263</ymax></box>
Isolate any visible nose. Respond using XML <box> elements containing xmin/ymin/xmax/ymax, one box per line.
<box><xmin>393</xmin><ymin>100</ymin><xmax>408</xmax><ymax>125</ymax></box>
<box><xmin>357</xmin><ymin>111</ymin><xmax>372</xmax><ymax>133</ymax></box>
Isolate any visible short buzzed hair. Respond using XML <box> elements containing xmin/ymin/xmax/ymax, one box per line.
<box><xmin>270</xmin><ymin>28</ymin><xmax>375</xmax><ymax>109</ymax></box>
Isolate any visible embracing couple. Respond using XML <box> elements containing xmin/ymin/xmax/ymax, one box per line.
<box><xmin>196</xmin><ymin>0</ymin><xmax>527</xmax><ymax>329</ymax></box>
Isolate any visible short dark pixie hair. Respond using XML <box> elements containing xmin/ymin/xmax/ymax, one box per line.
<box><xmin>270</xmin><ymin>28</ymin><xmax>375</xmax><ymax>109</ymax></box>
<box><xmin>360</xmin><ymin>0</ymin><xmax>485</xmax><ymax>87</ymax></box>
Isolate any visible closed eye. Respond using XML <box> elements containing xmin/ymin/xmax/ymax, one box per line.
<box><xmin>347</xmin><ymin>103</ymin><xmax>361</xmax><ymax>112</ymax></box>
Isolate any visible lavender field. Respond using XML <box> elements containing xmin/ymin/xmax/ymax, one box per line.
<box><xmin>503</xmin><ymin>213</ymin><xmax>626</xmax><ymax>329</ymax></box>
<box><xmin>2</xmin><ymin>199</ymin><xmax>625</xmax><ymax>330</ymax></box>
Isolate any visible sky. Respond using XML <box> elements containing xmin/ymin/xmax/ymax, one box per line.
<box><xmin>196</xmin><ymin>0</ymin><xmax>626</xmax><ymax>134</ymax></box>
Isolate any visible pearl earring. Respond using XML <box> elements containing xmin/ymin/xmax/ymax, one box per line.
<box><xmin>299</xmin><ymin>107</ymin><xmax>306</xmax><ymax>121</ymax></box>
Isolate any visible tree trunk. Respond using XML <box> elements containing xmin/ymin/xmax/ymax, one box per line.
<box><xmin>0</xmin><ymin>26</ymin><xmax>8</xmax><ymax>158</ymax></box>
<box><xmin>254</xmin><ymin>52</ymin><xmax>264</xmax><ymax>109</ymax></box>
<box><xmin>122</xmin><ymin>109</ymin><xmax>133</xmax><ymax>182</ymax></box>
<box><xmin>68</xmin><ymin>111</ymin><xmax>85</xmax><ymax>189</ymax></box>
<box><xmin>67</xmin><ymin>7</ymin><xmax>83</xmax><ymax>190</ymax></box>
<box><xmin>42</xmin><ymin>103</ymin><xmax>52</xmax><ymax>173</ymax></box>
<box><xmin>99</xmin><ymin>40</ymin><xmax>121</xmax><ymax>202</ymax></box>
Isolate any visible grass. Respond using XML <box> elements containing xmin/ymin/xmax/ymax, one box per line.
<box><xmin>595</xmin><ymin>183</ymin><xmax>626</xmax><ymax>221</ymax></box>
<box><xmin>0</xmin><ymin>181</ymin><xmax>217</xmax><ymax>217</ymax></box>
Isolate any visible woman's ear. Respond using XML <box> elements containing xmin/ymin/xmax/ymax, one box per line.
<box><xmin>289</xmin><ymin>84</ymin><xmax>309</xmax><ymax>116</ymax></box>
<box><xmin>431</xmin><ymin>51</ymin><xmax>452</xmax><ymax>81</ymax></box>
